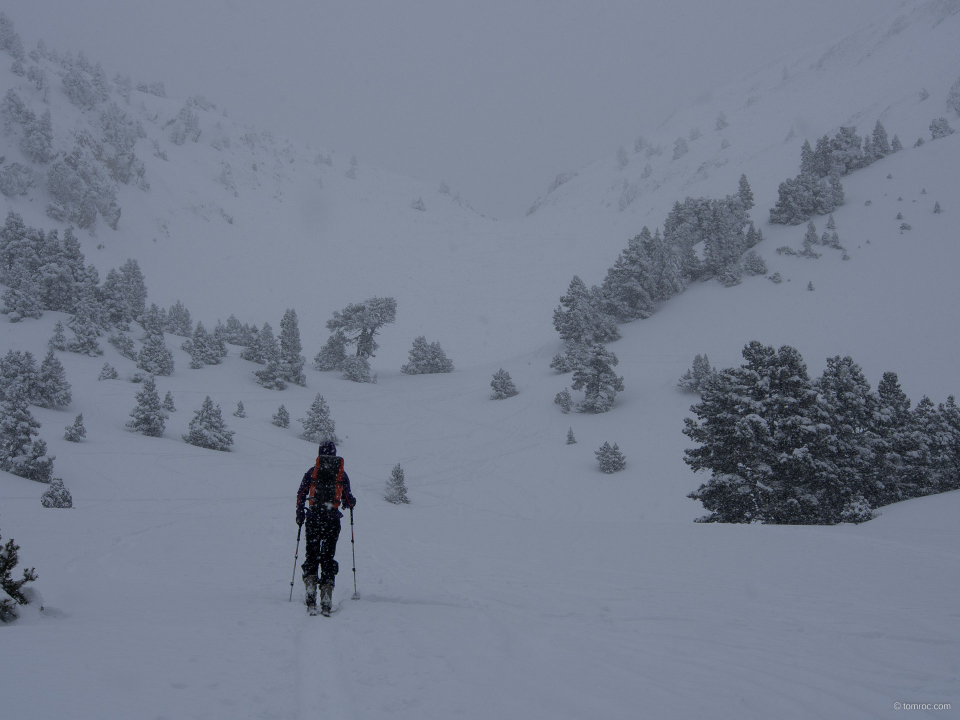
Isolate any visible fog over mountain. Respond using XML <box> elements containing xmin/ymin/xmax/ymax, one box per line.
<box><xmin>4</xmin><ymin>0</ymin><xmax>904</xmax><ymax>217</ymax></box>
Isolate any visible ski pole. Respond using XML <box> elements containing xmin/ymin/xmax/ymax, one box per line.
<box><xmin>289</xmin><ymin>523</ymin><xmax>302</xmax><ymax>602</ymax></box>
<box><xmin>350</xmin><ymin>507</ymin><xmax>360</xmax><ymax>600</ymax></box>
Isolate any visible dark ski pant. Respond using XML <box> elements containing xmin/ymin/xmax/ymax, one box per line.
<box><xmin>301</xmin><ymin>515</ymin><xmax>341</xmax><ymax>587</ymax></box>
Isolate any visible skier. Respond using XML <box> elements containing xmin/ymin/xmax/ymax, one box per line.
<box><xmin>296</xmin><ymin>441</ymin><xmax>357</xmax><ymax>615</ymax></box>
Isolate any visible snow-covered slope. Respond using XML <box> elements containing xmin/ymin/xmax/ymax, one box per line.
<box><xmin>2</xmin><ymin>2</ymin><xmax>959</xmax><ymax>718</ymax></box>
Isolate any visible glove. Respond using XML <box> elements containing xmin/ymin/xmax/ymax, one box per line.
<box><xmin>344</xmin><ymin>495</ymin><xmax>356</xmax><ymax>510</ymax></box>
<box><xmin>296</xmin><ymin>509</ymin><xmax>305</xmax><ymax>526</ymax></box>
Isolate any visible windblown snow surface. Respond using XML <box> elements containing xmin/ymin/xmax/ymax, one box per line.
<box><xmin>2</xmin><ymin>2</ymin><xmax>959</xmax><ymax>718</ymax></box>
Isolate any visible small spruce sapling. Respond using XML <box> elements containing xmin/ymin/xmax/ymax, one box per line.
<box><xmin>49</xmin><ymin>321</ymin><xmax>67</xmax><ymax>351</ymax></box>
<box><xmin>272</xmin><ymin>405</ymin><xmax>290</xmax><ymax>428</ymax></box>
<box><xmin>566</xmin><ymin>428</ymin><xmax>577</xmax><ymax>445</ymax></box>
<box><xmin>678</xmin><ymin>354</ymin><xmax>717</xmax><ymax>393</ymax></box>
<box><xmin>555</xmin><ymin>388</ymin><xmax>573</xmax><ymax>414</ymax></box>
<box><xmin>36</xmin><ymin>350</ymin><xmax>71</xmax><ymax>408</ymax></box>
<box><xmin>299</xmin><ymin>394</ymin><xmax>340</xmax><ymax>444</ymax></box>
<box><xmin>98</xmin><ymin>363</ymin><xmax>118</xmax><ymax>380</ymax></box>
<box><xmin>341</xmin><ymin>355</ymin><xmax>373</xmax><ymax>383</ymax></box>
<box><xmin>126</xmin><ymin>375</ymin><xmax>166</xmax><ymax>437</ymax></box>
<box><xmin>183</xmin><ymin>397</ymin><xmax>235</xmax><ymax>451</ymax></box>
<box><xmin>40</xmin><ymin>478</ymin><xmax>72</xmax><ymax>508</ymax></box>
<box><xmin>384</xmin><ymin>464</ymin><xmax>410</xmax><ymax>504</ymax></box>
<box><xmin>64</xmin><ymin>414</ymin><xmax>85</xmax><ymax>442</ymax></box>
<box><xmin>162</xmin><ymin>391</ymin><xmax>176</xmax><ymax>412</ymax></box>
<box><xmin>596</xmin><ymin>442</ymin><xmax>626</xmax><ymax>474</ymax></box>
<box><xmin>743</xmin><ymin>250</ymin><xmax>767</xmax><ymax>276</ymax></box>
<box><xmin>934</xmin><ymin>201</ymin><xmax>942</xmax><ymax>214</ymax></box>
<box><xmin>401</xmin><ymin>336</ymin><xmax>454</xmax><ymax>374</ymax></box>
<box><xmin>233</xmin><ymin>401</ymin><xmax>246</xmax><ymax>418</ymax></box>
<box><xmin>490</xmin><ymin>369</ymin><xmax>518</xmax><ymax>399</ymax></box>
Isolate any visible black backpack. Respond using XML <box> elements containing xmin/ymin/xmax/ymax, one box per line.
<box><xmin>308</xmin><ymin>456</ymin><xmax>345</xmax><ymax>512</ymax></box>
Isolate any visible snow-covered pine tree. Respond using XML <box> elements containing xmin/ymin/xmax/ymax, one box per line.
<box><xmin>490</xmin><ymin>369</ymin><xmax>518</xmax><ymax>399</ymax></box>
<box><xmin>890</xmin><ymin>135</ymin><xmax>902</xmax><ymax>152</ymax></box>
<box><xmin>553</xmin><ymin>276</ymin><xmax>620</xmax><ymax>370</ymax></box>
<box><xmin>555</xmin><ymin>388</ymin><xmax>573</xmax><ymax>413</ymax></box>
<box><xmin>137</xmin><ymin>326</ymin><xmax>174</xmax><ymax>376</ymax></box>
<box><xmin>140</xmin><ymin>304</ymin><xmax>166</xmax><ymax>335</ymax></box>
<box><xmin>101</xmin><ymin>269</ymin><xmax>128</xmax><ymax>328</ymax></box>
<box><xmin>738</xmin><ymin>174</ymin><xmax>754</xmax><ymax>212</ymax></box>
<box><xmin>0</xmin><ymin>528</ymin><xmax>38</xmax><ymax>622</ymax></box>
<box><xmin>49</xmin><ymin>321</ymin><xmax>67</xmax><ymax>351</ymax></box>
<box><xmin>126</xmin><ymin>375</ymin><xmax>166</xmax><ymax>437</ymax></box>
<box><xmin>314</xmin><ymin>329</ymin><xmax>349</xmax><ymax>372</ymax></box>
<box><xmin>239</xmin><ymin>324</ymin><xmax>265</xmax><ymax>363</ymax></box>
<box><xmin>211</xmin><ymin>322</ymin><xmax>229</xmax><ymax>360</ymax></box>
<box><xmin>35</xmin><ymin>350</ymin><xmax>71</xmax><ymax>408</ymax></box>
<box><xmin>813</xmin><ymin>356</ymin><xmax>880</xmax><ymax>524</ymax></box>
<box><xmin>162</xmin><ymin>391</ymin><xmax>176</xmax><ymax>412</ymax></box>
<box><xmin>66</xmin><ymin>284</ymin><xmax>103</xmax><ymax>356</ymax></box>
<box><xmin>599</xmin><ymin>233</ymin><xmax>656</xmax><ymax>322</ymax></box>
<box><xmin>253</xmin><ymin>322</ymin><xmax>287</xmax><ymax>390</ymax></box>
<box><xmin>299</xmin><ymin>394</ymin><xmax>340</xmax><ymax>444</ymax></box>
<box><xmin>64</xmin><ymin>414</ymin><xmax>85</xmax><ymax>442</ymax></box>
<box><xmin>411</xmin><ymin>196</ymin><xmax>426</xmax><ymax>211</ymax></box>
<box><xmin>930</xmin><ymin>117</ymin><xmax>954</xmax><ymax>140</ymax></box>
<box><xmin>678</xmin><ymin>353</ymin><xmax>717</xmax><ymax>393</ymax></box>
<box><xmin>40</xmin><ymin>477</ymin><xmax>72</xmax><ymax>508</ymax></box>
<box><xmin>183</xmin><ymin>397</ymin><xmax>234</xmax><ymax>451</ymax></box>
<box><xmin>279</xmin><ymin>309</ymin><xmax>306</xmax><ymax>386</ymax></box>
<box><xmin>572</xmin><ymin>344</ymin><xmax>625</xmax><ymax>414</ymax></box>
<box><xmin>108</xmin><ymin>332</ymin><xmax>137</xmax><ymax>360</ymax></box>
<box><xmin>325</xmin><ymin>297</ymin><xmax>397</xmax><ymax>360</ymax></box>
<box><xmin>0</xmin><ymin>389</ymin><xmax>54</xmax><ymax>482</ymax></box>
<box><xmin>934</xmin><ymin>201</ymin><xmax>942</xmax><ymax>214</ymax></box>
<box><xmin>801</xmin><ymin>221</ymin><xmax>821</xmax><ymax>258</ymax></box>
<box><xmin>233</xmin><ymin>401</ymin><xmax>246</xmax><ymax>418</ymax></box>
<box><xmin>98</xmin><ymin>362</ymin><xmax>119</xmax><ymax>381</ymax></box>
<box><xmin>401</xmin><ymin>336</ymin><xmax>454</xmax><ymax>374</ymax></box>
<box><xmin>341</xmin><ymin>355</ymin><xmax>373</xmax><ymax>383</ymax></box>
<box><xmin>184</xmin><ymin>321</ymin><xmax>220</xmax><ymax>368</ymax></box>
<box><xmin>117</xmin><ymin>259</ymin><xmax>147</xmax><ymax>324</ymax></box>
<box><xmin>384</xmin><ymin>463</ymin><xmax>409</xmax><ymax>504</ymax></box>
<box><xmin>872</xmin><ymin>120</ymin><xmax>890</xmax><ymax>158</ymax></box>
<box><xmin>272</xmin><ymin>405</ymin><xmax>290</xmax><ymax>428</ymax></box>
<box><xmin>685</xmin><ymin>342</ymin><xmax>830</xmax><ymax>524</ymax></box>
<box><xmin>0</xmin><ymin>349</ymin><xmax>37</xmax><ymax>402</ymax></box>
<box><xmin>715</xmin><ymin>111</ymin><xmax>729</xmax><ymax>131</ymax></box>
<box><xmin>566</xmin><ymin>427</ymin><xmax>577</xmax><ymax>444</ymax></box>
<box><xmin>742</xmin><ymin>250</ymin><xmax>767</xmax><ymax>276</ymax></box>
<box><xmin>1</xmin><ymin>261</ymin><xmax>43</xmax><ymax>322</ymax></box>
<box><xmin>165</xmin><ymin>300</ymin><xmax>192</xmax><ymax>337</ymax></box>
<box><xmin>596</xmin><ymin>442</ymin><xmax>626</xmax><ymax>473</ymax></box>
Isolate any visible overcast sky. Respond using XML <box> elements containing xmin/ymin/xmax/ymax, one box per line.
<box><xmin>7</xmin><ymin>0</ymin><xmax>904</xmax><ymax>218</ymax></box>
